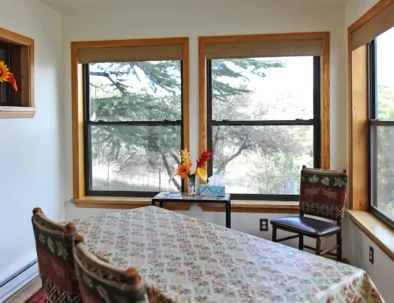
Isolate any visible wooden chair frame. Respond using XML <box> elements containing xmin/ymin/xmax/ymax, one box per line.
<box><xmin>272</xmin><ymin>166</ymin><xmax>347</xmax><ymax>261</ymax></box>
<box><xmin>272</xmin><ymin>217</ymin><xmax>342</xmax><ymax>261</ymax></box>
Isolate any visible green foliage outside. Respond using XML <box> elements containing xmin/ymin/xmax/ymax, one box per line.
<box><xmin>374</xmin><ymin>85</ymin><xmax>394</xmax><ymax>219</ymax></box>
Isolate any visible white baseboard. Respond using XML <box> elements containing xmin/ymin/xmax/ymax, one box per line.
<box><xmin>0</xmin><ymin>263</ymin><xmax>39</xmax><ymax>302</ymax></box>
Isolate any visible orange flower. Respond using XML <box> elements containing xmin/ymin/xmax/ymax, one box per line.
<box><xmin>177</xmin><ymin>163</ymin><xmax>192</xmax><ymax>179</ymax></box>
<box><xmin>0</xmin><ymin>61</ymin><xmax>10</xmax><ymax>83</ymax></box>
<box><xmin>0</xmin><ymin>61</ymin><xmax>18</xmax><ymax>91</ymax></box>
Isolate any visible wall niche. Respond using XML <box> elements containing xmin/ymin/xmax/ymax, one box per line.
<box><xmin>0</xmin><ymin>28</ymin><xmax>35</xmax><ymax>118</ymax></box>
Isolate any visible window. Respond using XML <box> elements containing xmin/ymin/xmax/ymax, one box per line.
<box><xmin>84</xmin><ymin>60</ymin><xmax>183</xmax><ymax>196</ymax></box>
<box><xmin>72</xmin><ymin>38</ymin><xmax>190</xmax><ymax>200</ymax></box>
<box><xmin>368</xmin><ymin>27</ymin><xmax>394</xmax><ymax>227</ymax></box>
<box><xmin>200</xmin><ymin>33</ymin><xmax>330</xmax><ymax>201</ymax></box>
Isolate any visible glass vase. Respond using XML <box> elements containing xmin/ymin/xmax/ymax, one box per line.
<box><xmin>186</xmin><ymin>175</ymin><xmax>200</xmax><ymax>196</ymax></box>
<box><xmin>187</xmin><ymin>175</ymin><xmax>196</xmax><ymax>196</ymax></box>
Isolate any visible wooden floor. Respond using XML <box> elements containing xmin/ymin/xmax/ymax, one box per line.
<box><xmin>4</xmin><ymin>276</ymin><xmax>42</xmax><ymax>303</ymax></box>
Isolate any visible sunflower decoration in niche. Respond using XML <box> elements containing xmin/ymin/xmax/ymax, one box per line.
<box><xmin>0</xmin><ymin>60</ymin><xmax>18</xmax><ymax>91</ymax></box>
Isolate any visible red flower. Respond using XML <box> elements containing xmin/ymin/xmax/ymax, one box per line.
<box><xmin>6</xmin><ymin>73</ymin><xmax>18</xmax><ymax>92</ymax></box>
<box><xmin>196</xmin><ymin>150</ymin><xmax>211</xmax><ymax>168</ymax></box>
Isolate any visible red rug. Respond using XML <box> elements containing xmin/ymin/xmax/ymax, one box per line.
<box><xmin>23</xmin><ymin>288</ymin><xmax>46</xmax><ymax>303</ymax></box>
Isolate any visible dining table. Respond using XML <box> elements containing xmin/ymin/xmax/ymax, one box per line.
<box><xmin>72</xmin><ymin>206</ymin><xmax>384</xmax><ymax>303</ymax></box>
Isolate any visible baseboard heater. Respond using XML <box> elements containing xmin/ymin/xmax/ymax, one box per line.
<box><xmin>0</xmin><ymin>259</ymin><xmax>39</xmax><ymax>302</ymax></box>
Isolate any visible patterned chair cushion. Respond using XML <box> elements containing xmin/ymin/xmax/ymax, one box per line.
<box><xmin>300</xmin><ymin>168</ymin><xmax>348</xmax><ymax>221</ymax></box>
<box><xmin>73</xmin><ymin>237</ymin><xmax>149</xmax><ymax>303</ymax></box>
<box><xmin>32</xmin><ymin>208</ymin><xmax>81</xmax><ymax>302</ymax></box>
<box><xmin>40</xmin><ymin>272</ymin><xmax>82</xmax><ymax>303</ymax></box>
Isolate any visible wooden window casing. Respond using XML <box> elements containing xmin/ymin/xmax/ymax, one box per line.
<box><xmin>199</xmin><ymin>32</ymin><xmax>331</xmax><ymax>186</ymax></box>
<box><xmin>71</xmin><ymin>38</ymin><xmax>190</xmax><ymax>200</ymax></box>
<box><xmin>348</xmin><ymin>0</ymin><xmax>394</xmax><ymax>211</ymax></box>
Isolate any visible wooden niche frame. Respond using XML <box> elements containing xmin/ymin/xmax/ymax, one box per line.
<box><xmin>0</xmin><ymin>28</ymin><xmax>35</xmax><ymax>118</ymax></box>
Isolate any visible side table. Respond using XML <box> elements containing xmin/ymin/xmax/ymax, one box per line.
<box><xmin>152</xmin><ymin>192</ymin><xmax>232</xmax><ymax>228</ymax></box>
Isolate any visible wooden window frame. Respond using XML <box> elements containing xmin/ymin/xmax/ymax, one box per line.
<box><xmin>71</xmin><ymin>38</ymin><xmax>190</xmax><ymax>202</ymax></box>
<box><xmin>198</xmin><ymin>32</ymin><xmax>331</xmax><ymax>200</ymax></box>
<box><xmin>348</xmin><ymin>0</ymin><xmax>394</xmax><ymax>261</ymax></box>
<box><xmin>348</xmin><ymin>0</ymin><xmax>394</xmax><ymax>211</ymax></box>
<box><xmin>0</xmin><ymin>28</ymin><xmax>35</xmax><ymax>119</ymax></box>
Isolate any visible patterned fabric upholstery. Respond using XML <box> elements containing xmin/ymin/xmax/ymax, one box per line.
<box><xmin>300</xmin><ymin>168</ymin><xmax>348</xmax><ymax>221</ymax></box>
<box><xmin>73</xmin><ymin>236</ymin><xmax>149</xmax><ymax>303</ymax></box>
<box><xmin>31</xmin><ymin>208</ymin><xmax>81</xmax><ymax>303</ymax></box>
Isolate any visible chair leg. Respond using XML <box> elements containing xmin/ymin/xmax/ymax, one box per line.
<box><xmin>298</xmin><ymin>234</ymin><xmax>303</xmax><ymax>250</ymax></box>
<box><xmin>272</xmin><ymin>226</ymin><xmax>277</xmax><ymax>242</ymax></box>
<box><xmin>337</xmin><ymin>232</ymin><xmax>342</xmax><ymax>261</ymax></box>
<box><xmin>316</xmin><ymin>238</ymin><xmax>321</xmax><ymax>255</ymax></box>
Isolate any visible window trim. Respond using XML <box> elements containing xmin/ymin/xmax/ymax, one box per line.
<box><xmin>71</xmin><ymin>38</ymin><xmax>190</xmax><ymax>200</ymax></box>
<box><xmin>367</xmin><ymin>39</ymin><xmax>394</xmax><ymax>229</ymax></box>
<box><xmin>199</xmin><ymin>32</ymin><xmax>331</xmax><ymax>201</ymax></box>
<box><xmin>348</xmin><ymin>1</ymin><xmax>394</xmax><ymax>263</ymax></box>
<box><xmin>348</xmin><ymin>0</ymin><xmax>394</xmax><ymax>213</ymax></box>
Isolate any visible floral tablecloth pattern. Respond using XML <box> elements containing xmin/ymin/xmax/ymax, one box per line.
<box><xmin>73</xmin><ymin>206</ymin><xmax>384</xmax><ymax>303</ymax></box>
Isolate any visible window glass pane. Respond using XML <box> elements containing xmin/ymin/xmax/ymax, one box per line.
<box><xmin>372</xmin><ymin>125</ymin><xmax>394</xmax><ymax>220</ymax></box>
<box><xmin>376</xmin><ymin>27</ymin><xmax>394</xmax><ymax>120</ymax></box>
<box><xmin>0</xmin><ymin>48</ymin><xmax>9</xmax><ymax>105</ymax></box>
<box><xmin>211</xmin><ymin>57</ymin><xmax>314</xmax><ymax>121</ymax></box>
<box><xmin>212</xmin><ymin>125</ymin><xmax>314</xmax><ymax>194</ymax></box>
<box><xmin>88</xmin><ymin>61</ymin><xmax>181</xmax><ymax>122</ymax></box>
<box><xmin>89</xmin><ymin>125</ymin><xmax>181</xmax><ymax>192</ymax></box>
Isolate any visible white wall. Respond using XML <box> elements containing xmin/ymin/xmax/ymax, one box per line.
<box><xmin>345</xmin><ymin>0</ymin><xmax>380</xmax><ymax>27</ymax></box>
<box><xmin>343</xmin><ymin>216</ymin><xmax>394</xmax><ymax>302</ymax></box>
<box><xmin>344</xmin><ymin>1</ymin><xmax>394</xmax><ymax>302</ymax></box>
<box><xmin>0</xmin><ymin>0</ymin><xmax>63</xmax><ymax>282</ymax></box>
<box><xmin>62</xmin><ymin>2</ymin><xmax>346</xmax><ymax>221</ymax></box>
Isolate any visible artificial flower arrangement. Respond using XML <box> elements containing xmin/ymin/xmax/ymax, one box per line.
<box><xmin>177</xmin><ymin>149</ymin><xmax>211</xmax><ymax>193</ymax></box>
<box><xmin>0</xmin><ymin>60</ymin><xmax>18</xmax><ymax>91</ymax></box>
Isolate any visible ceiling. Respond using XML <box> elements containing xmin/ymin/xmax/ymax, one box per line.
<box><xmin>39</xmin><ymin>0</ymin><xmax>350</xmax><ymax>12</ymax></box>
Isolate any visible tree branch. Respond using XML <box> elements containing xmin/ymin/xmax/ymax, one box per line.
<box><xmin>214</xmin><ymin>143</ymin><xmax>247</xmax><ymax>175</ymax></box>
<box><xmin>160</xmin><ymin>152</ymin><xmax>181</xmax><ymax>191</ymax></box>
<box><xmin>89</xmin><ymin>71</ymin><xmax>127</xmax><ymax>95</ymax></box>
<box><xmin>169</xmin><ymin>150</ymin><xmax>181</xmax><ymax>165</ymax></box>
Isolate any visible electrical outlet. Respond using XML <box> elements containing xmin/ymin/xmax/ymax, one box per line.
<box><xmin>260</xmin><ymin>218</ymin><xmax>269</xmax><ymax>231</ymax></box>
<box><xmin>369</xmin><ymin>246</ymin><xmax>374</xmax><ymax>264</ymax></box>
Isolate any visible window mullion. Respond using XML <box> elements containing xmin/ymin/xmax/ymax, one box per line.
<box><xmin>207</xmin><ymin>60</ymin><xmax>214</xmax><ymax>177</ymax></box>
<box><xmin>313</xmin><ymin>56</ymin><xmax>321</xmax><ymax>169</ymax></box>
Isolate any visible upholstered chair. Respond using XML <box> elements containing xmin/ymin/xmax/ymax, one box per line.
<box><xmin>270</xmin><ymin>166</ymin><xmax>348</xmax><ymax>261</ymax></box>
<box><xmin>73</xmin><ymin>235</ymin><xmax>149</xmax><ymax>303</ymax></box>
<box><xmin>31</xmin><ymin>207</ymin><xmax>82</xmax><ymax>303</ymax></box>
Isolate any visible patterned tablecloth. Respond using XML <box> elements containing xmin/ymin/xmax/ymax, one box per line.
<box><xmin>73</xmin><ymin>206</ymin><xmax>384</xmax><ymax>303</ymax></box>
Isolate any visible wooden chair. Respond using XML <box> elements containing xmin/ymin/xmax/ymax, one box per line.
<box><xmin>31</xmin><ymin>207</ymin><xmax>82</xmax><ymax>303</ymax></box>
<box><xmin>270</xmin><ymin>166</ymin><xmax>348</xmax><ymax>261</ymax></box>
<box><xmin>73</xmin><ymin>235</ymin><xmax>149</xmax><ymax>303</ymax></box>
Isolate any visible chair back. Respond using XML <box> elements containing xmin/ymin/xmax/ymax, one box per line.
<box><xmin>31</xmin><ymin>207</ymin><xmax>81</xmax><ymax>302</ymax></box>
<box><xmin>73</xmin><ymin>235</ymin><xmax>149</xmax><ymax>303</ymax></box>
<box><xmin>300</xmin><ymin>167</ymin><xmax>348</xmax><ymax>222</ymax></box>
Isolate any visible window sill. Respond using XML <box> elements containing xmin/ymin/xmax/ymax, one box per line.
<box><xmin>347</xmin><ymin>209</ymin><xmax>394</xmax><ymax>261</ymax></box>
<box><xmin>0</xmin><ymin>106</ymin><xmax>36</xmax><ymax>118</ymax></box>
<box><xmin>71</xmin><ymin>196</ymin><xmax>299</xmax><ymax>213</ymax></box>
